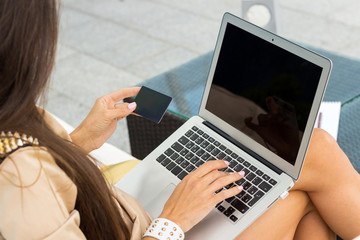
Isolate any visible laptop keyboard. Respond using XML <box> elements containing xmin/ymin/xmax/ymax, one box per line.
<box><xmin>155</xmin><ymin>125</ymin><xmax>278</xmax><ymax>223</ymax></box>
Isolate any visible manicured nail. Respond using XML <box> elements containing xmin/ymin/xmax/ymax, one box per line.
<box><xmin>224</xmin><ymin>160</ymin><xmax>230</xmax><ymax>166</ymax></box>
<box><xmin>229</xmin><ymin>172</ymin><xmax>234</xmax><ymax>175</ymax></box>
<box><xmin>128</xmin><ymin>102</ymin><xmax>136</xmax><ymax>110</ymax></box>
<box><xmin>239</xmin><ymin>171</ymin><xmax>245</xmax><ymax>176</ymax></box>
<box><xmin>238</xmin><ymin>185</ymin><xmax>243</xmax><ymax>191</ymax></box>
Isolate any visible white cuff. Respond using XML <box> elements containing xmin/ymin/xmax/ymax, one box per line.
<box><xmin>143</xmin><ymin>218</ymin><xmax>185</xmax><ymax>240</ymax></box>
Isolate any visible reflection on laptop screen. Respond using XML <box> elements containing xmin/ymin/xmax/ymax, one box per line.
<box><xmin>205</xmin><ymin>23</ymin><xmax>323</xmax><ymax>165</ymax></box>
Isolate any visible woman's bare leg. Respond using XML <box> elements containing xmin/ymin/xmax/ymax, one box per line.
<box><xmin>235</xmin><ymin>190</ymin><xmax>314</xmax><ymax>240</ymax></box>
<box><xmin>293</xmin><ymin>128</ymin><xmax>360</xmax><ymax>239</ymax></box>
<box><xmin>235</xmin><ymin>128</ymin><xmax>360</xmax><ymax>239</ymax></box>
<box><xmin>294</xmin><ymin>206</ymin><xmax>336</xmax><ymax>240</ymax></box>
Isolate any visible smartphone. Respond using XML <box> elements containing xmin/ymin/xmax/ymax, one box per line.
<box><xmin>133</xmin><ymin>86</ymin><xmax>172</xmax><ymax>124</ymax></box>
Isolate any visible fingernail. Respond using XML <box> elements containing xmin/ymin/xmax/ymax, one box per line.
<box><xmin>238</xmin><ymin>171</ymin><xmax>245</xmax><ymax>176</ymax></box>
<box><xmin>128</xmin><ymin>102</ymin><xmax>136</xmax><ymax>110</ymax></box>
<box><xmin>238</xmin><ymin>185</ymin><xmax>243</xmax><ymax>191</ymax></box>
<box><xmin>224</xmin><ymin>161</ymin><xmax>230</xmax><ymax>166</ymax></box>
<box><xmin>229</xmin><ymin>172</ymin><xmax>234</xmax><ymax>175</ymax></box>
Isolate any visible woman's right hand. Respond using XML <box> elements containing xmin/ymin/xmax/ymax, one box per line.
<box><xmin>158</xmin><ymin>160</ymin><xmax>245</xmax><ymax>232</ymax></box>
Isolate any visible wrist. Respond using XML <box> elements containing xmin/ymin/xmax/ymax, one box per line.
<box><xmin>70</xmin><ymin>126</ymin><xmax>95</xmax><ymax>153</ymax></box>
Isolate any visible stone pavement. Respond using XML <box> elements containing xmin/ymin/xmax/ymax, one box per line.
<box><xmin>45</xmin><ymin>0</ymin><xmax>360</xmax><ymax>154</ymax></box>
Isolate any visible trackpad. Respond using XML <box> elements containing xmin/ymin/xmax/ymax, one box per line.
<box><xmin>144</xmin><ymin>183</ymin><xmax>176</xmax><ymax>217</ymax></box>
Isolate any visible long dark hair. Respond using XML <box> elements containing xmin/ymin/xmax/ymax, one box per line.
<box><xmin>0</xmin><ymin>1</ymin><xmax>130</xmax><ymax>239</ymax></box>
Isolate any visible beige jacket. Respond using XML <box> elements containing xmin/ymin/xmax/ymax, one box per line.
<box><xmin>0</xmin><ymin>112</ymin><xmax>152</xmax><ymax>239</ymax></box>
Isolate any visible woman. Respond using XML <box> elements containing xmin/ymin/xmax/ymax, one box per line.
<box><xmin>0</xmin><ymin>1</ymin><xmax>359</xmax><ymax>240</ymax></box>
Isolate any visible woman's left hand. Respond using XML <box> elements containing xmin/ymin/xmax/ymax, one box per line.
<box><xmin>70</xmin><ymin>87</ymin><xmax>140</xmax><ymax>153</ymax></box>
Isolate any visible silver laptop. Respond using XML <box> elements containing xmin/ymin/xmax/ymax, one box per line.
<box><xmin>116</xmin><ymin>12</ymin><xmax>332</xmax><ymax>239</ymax></box>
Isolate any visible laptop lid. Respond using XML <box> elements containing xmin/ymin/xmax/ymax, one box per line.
<box><xmin>199</xmin><ymin>13</ymin><xmax>332</xmax><ymax>180</ymax></box>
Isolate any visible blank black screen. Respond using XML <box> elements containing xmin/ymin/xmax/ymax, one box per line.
<box><xmin>205</xmin><ymin>23</ymin><xmax>323</xmax><ymax>165</ymax></box>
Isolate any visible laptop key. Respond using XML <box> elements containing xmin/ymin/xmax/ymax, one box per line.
<box><xmin>255</xmin><ymin>169</ymin><xmax>264</xmax><ymax>176</ymax></box>
<box><xmin>179</xmin><ymin>148</ymin><xmax>189</xmax><ymax>156</ymax></box>
<box><xmin>248</xmin><ymin>190</ymin><xmax>265</xmax><ymax>207</ymax></box>
<box><xmin>241</xmin><ymin>194</ymin><xmax>252</xmax><ymax>203</ymax></box>
<box><xmin>156</xmin><ymin>154</ymin><xmax>166</xmax><ymax>162</ymax></box>
<box><xmin>214</xmin><ymin>141</ymin><xmax>221</xmax><ymax>147</ymax></box>
<box><xmin>254</xmin><ymin>190</ymin><xmax>265</xmax><ymax>199</ymax></box>
<box><xmin>219</xmin><ymin>145</ymin><xmax>226</xmax><ymax>151</ymax></box>
<box><xmin>211</xmin><ymin>148</ymin><xmax>220</xmax><ymax>156</ymax></box>
<box><xmin>237</xmin><ymin>156</ymin><xmax>245</xmax><ymax>163</ymax></box>
<box><xmin>166</xmin><ymin>162</ymin><xmax>176</xmax><ymax>171</ymax></box>
<box><xmin>223</xmin><ymin>206</ymin><xmax>236</xmax><ymax>217</ymax></box>
<box><xmin>252</xmin><ymin>177</ymin><xmax>263</xmax><ymax>186</ymax></box>
<box><xmin>185</xmin><ymin>141</ymin><xmax>195</xmax><ymax>149</ymax></box>
<box><xmin>246</xmin><ymin>172</ymin><xmax>256</xmax><ymax>181</ymax></box>
<box><xmin>178</xmin><ymin>171</ymin><xmax>188</xmax><ymax>180</ymax></box>
<box><xmin>197</xmin><ymin>129</ymin><xmax>204</xmax><ymax>135</ymax></box>
<box><xmin>235</xmin><ymin>178</ymin><xmax>246</xmax><ymax>186</ymax></box>
<box><xmin>225</xmin><ymin>149</ymin><xmax>232</xmax><ymax>155</ymax></box>
<box><xmin>170</xmin><ymin>153</ymin><xmax>179</xmax><ymax>160</ymax></box>
<box><xmin>208</xmin><ymin>137</ymin><xmax>215</xmax><ymax>143</ymax></box>
<box><xmin>180</xmin><ymin>160</ymin><xmax>190</xmax><ymax>168</ymax></box>
<box><xmin>185</xmin><ymin>152</ymin><xmax>194</xmax><ymax>160</ymax></box>
<box><xmin>195</xmin><ymin>137</ymin><xmax>204</xmax><ymax>144</ymax></box>
<box><xmin>164</xmin><ymin>148</ymin><xmax>174</xmax><ymax>156</ymax></box>
<box><xmin>200</xmin><ymin>141</ymin><xmax>210</xmax><ymax>148</ymax></box>
<box><xmin>175</xmin><ymin>157</ymin><xmax>185</xmax><ymax>164</ymax></box>
<box><xmin>258</xmin><ymin>182</ymin><xmax>272</xmax><ymax>192</ymax></box>
<box><xmin>205</xmin><ymin>144</ymin><xmax>215</xmax><ymax>152</ymax></box>
<box><xmin>171</xmin><ymin>142</ymin><xmax>183</xmax><ymax>152</ymax></box>
<box><xmin>178</xmin><ymin>136</ymin><xmax>189</xmax><ymax>145</ymax></box>
<box><xmin>243</xmin><ymin>181</ymin><xmax>252</xmax><ymax>191</ymax></box>
<box><xmin>196</xmin><ymin>149</ymin><xmax>205</xmax><ymax>157</ymax></box>
<box><xmin>195</xmin><ymin>160</ymin><xmax>205</xmax><ymax>167</ymax></box>
<box><xmin>202</xmin><ymin>133</ymin><xmax>209</xmax><ymax>139</ymax></box>
<box><xmin>230</xmin><ymin>215</ymin><xmax>238</xmax><ymax>222</ymax></box>
<box><xmin>190</xmin><ymin>133</ymin><xmax>199</xmax><ymax>141</ymax></box>
<box><xmin>231</xmin><ymin>153</ymin><xmax>238</xmax><ymax>158</ymax></box>
<box><xmin>171</xmin><ymin>166</ymin><xmax>182</xmax><ymax>176</ymax></box>
<box><xmin>243</xmin><ymin>161</ymin><xmax>251</xmax><ymax>167</ymax></box>
<box><xmin>236</xmin><ymin>190</ymin><xmax>246</xmax><ymax>199</ymax></box>
<box><xmin>250</xmin><ymin>165</ymin><xmax>257</xmax><ymax>172</ymax></box>
<box><xmin>269</xmin><ymin>179</ymin><xmax>278</xmax><ymax>185</ymax></box>
<box><xmin>190</xmin><ymin>156</ymin><xmax>200</xmax><ymax>164</ymax></box>
<box><xmin>192</xmin><ymin>126</ymin><xmax>198</xmax><ymax>131</ymax></box>
<box><xmin>186</xmin><ymin>164</ymin><xmax>195</xmax><ymax>172</ymax></box>
<box><xmin>247</xmin><ymin>186</ymin><xmax>258</xmax><ymax>195</ymax></box>
<box><xmin>217</xmin><ymin>152</ymin><xmax>226</xmax><ymax>159</ymax></box>
<box><xmin>226</xmin><ymin>196</ymin><xmax>235</xmax><ymax>203</ymax></box>
<box><xmin>191</xmin><ymin>145</ymin><xmax>200</xmax><ymax>153</ymax></box>
<box><xmin>185</xmin><ymin>130</ymin><xmax>194</xmax><ymax>137</ymax></box>
<box><xmin>229</xmin><ymin>160</ymin><xmax>237</xmax><ymax>168</ymax></box>
<box><xmin>161</xmin><ymin>158</ymin><xmax>171</xmax><ymax>167</ymax></box>
<box><xmin>217</xmin><ymin>205</ymin><xmax>226</xmax><ymax>212</ymax></box>
<box><xmin>243</xmin><ymin>168</ymin><xmax>250</xmax><ymax>176</ymax></box>
<box><xmin>201</xmin><ymin>153</ymin><xmax>211</xmax><ymax>161</ymax></box>
<box><xmin>234</xmin><ymin>164</ymin><xmax>244</xmax><ymax>172</ymax></box>
<box><xmin>262</xmin><ymin>174</ymin><xmax>270</xmax><ymax>181</ymax></box>
<box><xmin>231</xmin><ymin>199</ymin><xmax>249</xmax><ymax>214</ymax></box>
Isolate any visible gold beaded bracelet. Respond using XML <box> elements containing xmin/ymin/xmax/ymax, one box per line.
<box><xmin>143</xmin><ymin>218</ymin><xmax>184</xmax><ymax>240</ymax></box>
<box><xmin>0</xmin><ymin>131</ymin><xmax>39</xmax><ymax>161</ymax></box>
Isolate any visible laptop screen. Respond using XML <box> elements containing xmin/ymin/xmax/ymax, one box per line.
<box><xmin>205</xmin><ymin>22</ymin><xmax>323</xmax><ymax>165</ymax></box>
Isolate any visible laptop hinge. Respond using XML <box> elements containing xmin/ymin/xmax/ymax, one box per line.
<box><xmin>203</xmin><ymin>121</ymin><xmax>283</xmax><ymax>175</ymax></box>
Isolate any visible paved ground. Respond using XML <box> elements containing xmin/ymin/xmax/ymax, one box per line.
<box><xmin>45</xmin><ymin>0</ymin><xmax>360</xmax><ymax>154</ymax></box>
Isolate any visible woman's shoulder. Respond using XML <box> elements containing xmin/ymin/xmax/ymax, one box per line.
<box><xmin>0</xmin><ymin>146</ymin><xmax>84</xmax><ymax>239</ymax></box>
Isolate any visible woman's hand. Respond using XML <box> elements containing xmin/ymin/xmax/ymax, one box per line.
<box><xmin>159</xmin><ymin>160</ymin><xmax>245</xmax><ymax>232</ymax></box>
<box><xmin>70</xmin><ymin>87</ymin><xmax>140</xmax><ymax>153</ymax></box>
